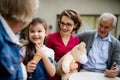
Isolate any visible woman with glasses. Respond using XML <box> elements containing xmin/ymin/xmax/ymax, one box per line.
<box><xmin>45</xmin><ymin>9</ymin><xmax>82</xmax><ymax>80</ymax></box>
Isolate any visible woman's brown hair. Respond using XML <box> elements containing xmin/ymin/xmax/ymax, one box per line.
<box><xmin>58</xmin><ymin>9</ymin><xmax>82</xmax><ymax>33</ymax></box>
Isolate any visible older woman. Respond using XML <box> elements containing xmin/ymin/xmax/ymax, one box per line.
<box><xmin>0</xmin><ymin>0</ymin><xmax>39</xmax><ymax>80</ymax></box>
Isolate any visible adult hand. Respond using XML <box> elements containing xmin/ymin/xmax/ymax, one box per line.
<box><xmin>104</xmin><ymin>69</ymin><xmax>119</xmax><ymax>78</ymax></box>
<box><xmin>70</xmin><ymin>62</ymin><xmax>78</xmax><ymax>72</ymax></box>
<box><xmin>104</xmin><ymin>62</ymin><xmax>119</xmax><ymax>78</ymax></box>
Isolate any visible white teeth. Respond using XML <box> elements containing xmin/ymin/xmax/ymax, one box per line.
<box><xmin>62</xmin><ymin>30</ymin><xmax>68</xmax><ymax>32</ymax></box>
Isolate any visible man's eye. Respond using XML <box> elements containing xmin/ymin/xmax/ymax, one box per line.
<box><xmin>100</xmin><ymin>24</ymin><xmax>103</xmax><ymax>27</ymax></box>
<box><xmin>104</xmin><ymin>27</ymin><xmax>109</xmax><ymax>29</ymax></box>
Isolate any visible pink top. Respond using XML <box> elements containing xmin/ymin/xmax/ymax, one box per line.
<box><xmin>46</xmin><ymin>31</ymin><xmax>80</xmax><ymax>62</ymax></box>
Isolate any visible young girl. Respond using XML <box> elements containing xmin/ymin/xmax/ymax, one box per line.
<box><xmin>20</xmin><ymin>18</ymin><xmax>56</xmax><ymax>80</ymax></box>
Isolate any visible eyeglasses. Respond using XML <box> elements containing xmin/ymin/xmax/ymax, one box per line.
<box><xmin>59</xmin><ymin>21</ymin><xmax>74</xmax><ymax>28</ymax></box>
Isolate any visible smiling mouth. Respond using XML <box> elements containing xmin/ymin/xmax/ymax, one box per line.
<box><xmin>33</xmin><ymin>38</ymin><xmax>41</xmax><ymax>40</ymax></box>
<box><xmin>62</xmin><ymin>30</ymin><xmax>69</xmax><ymax>32</ymax></box>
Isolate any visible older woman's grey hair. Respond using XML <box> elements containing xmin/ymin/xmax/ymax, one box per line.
<box><xmin>0</xmin><ymin>0</ymin><xmax>39</xmax><ymax>23</ymax></box>
<box><xmin>98</xmin><ymin>13</ymin><xmax>117</xmax><ymax>27</ymax></box>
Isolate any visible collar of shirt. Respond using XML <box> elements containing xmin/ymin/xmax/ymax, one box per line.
<box><xmin>95</xmin><ymin>32</ymin><xmax>112</xmax><ymax>42</ymax></box>
<box><xmin>0</xmin><ymin>15</ymin><xmax>19</xmax><ymax>45</ymax></box>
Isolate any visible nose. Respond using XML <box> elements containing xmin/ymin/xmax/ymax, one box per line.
<box><xmin>100</xmin><ymin>26</ymin><xmax>105</xmax><ymax>32</ymax></box>
<box><xmin>62</xmin><ymin>25</ymin><xmax>67</xmax><ymax>29</ymax></box>
<box><xmin>34</xmin><ymin>32</ymin><xmax>38</xmax><ymax>36</ymax></box>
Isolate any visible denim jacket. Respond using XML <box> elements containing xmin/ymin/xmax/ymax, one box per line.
<box><xmin>0</xmin><ymin>21</ymin><xmax>23</xmax><ymax>80</ymax></box>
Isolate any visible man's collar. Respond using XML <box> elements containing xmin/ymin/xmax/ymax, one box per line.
<box><xmin>95</xmin><ymin>32</ymin><xmax>112</xmax><ymax>42</ymax></box>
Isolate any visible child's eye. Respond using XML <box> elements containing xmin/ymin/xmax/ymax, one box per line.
<box><xmin>38</xmin><ymin>30</ymin><xmax>42</xmax><ymax>32</ymax></box>
<box><xmin>30</xmin><ymin>31</ymin><xmax>35</xmax><ymax>33</ymax></box>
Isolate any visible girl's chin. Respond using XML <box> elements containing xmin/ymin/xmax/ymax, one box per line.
<box><xmin>33</xmin><ymin>41</ymin><xmax>40</xmax><ymax>44</ymax></box>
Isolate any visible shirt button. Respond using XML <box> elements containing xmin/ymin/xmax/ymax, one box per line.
<box><xmin>10</xmin><ymin>65</ymin><xmax>15</xmax><ymax>72</ymax></box>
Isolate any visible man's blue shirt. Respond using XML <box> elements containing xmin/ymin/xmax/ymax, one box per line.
<box><xmin>83</xmin><ymin>32</ymin><xmax>112</xmax><ymax>72</ymax></box>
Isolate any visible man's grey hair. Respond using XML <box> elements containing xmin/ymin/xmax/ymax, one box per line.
<box><xmin>98</xmin><ymin>13</ymin><xmax>117</xmax><ymax>27</ymax></box>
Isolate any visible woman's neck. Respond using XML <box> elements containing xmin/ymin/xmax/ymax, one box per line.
<box><xmin>60</xmin><ymin>32</ymin><xmax>71</xmax><ymax>46</ymax></box>
<box><xmin>60</xmin><ymin>31</ymin><xmax>71</xmax><ymax>38</ymax></box>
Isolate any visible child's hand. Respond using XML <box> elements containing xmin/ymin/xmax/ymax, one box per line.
<box><xmin>35</xmin><ymin>42</ymin><xmax>47</xmax><ymax>59</ymax></box>
<box><xmin>35</xmin><ymin>42</ymin><xmax>40</xmax><ymax>50</ymax></box>
<box><xmin>26</xmin><ymin>60</ymin><xmax>37</xmax><ymax>73</ymax></box>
